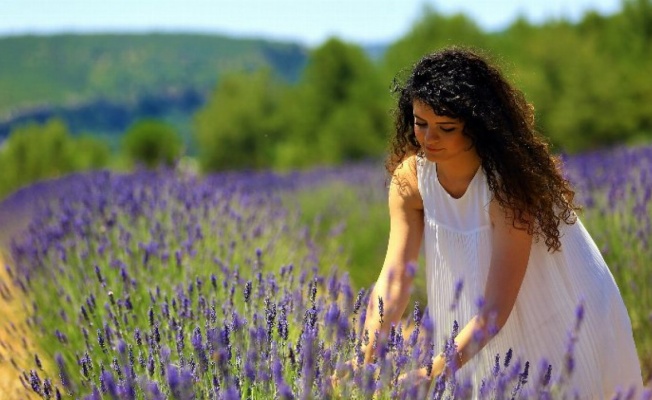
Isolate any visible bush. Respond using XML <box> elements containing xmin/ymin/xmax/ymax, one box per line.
<box><xmin>122</xmin><ymin>119</ymin><xmax>183</xmax><ymax>168</ymax></box>
<box><xmin>0</xmin><ymin>118</ymin><xmax>110</xmax><ymax>199</ymax></box>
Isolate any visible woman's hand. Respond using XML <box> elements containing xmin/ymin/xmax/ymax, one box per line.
<box><xmin>330</xmin><ymin>359</ymin><xmax>386</xmax><ymax>398</ymax></box>
<box><xmin>330</xmin><ymin>358</ymin><xmax>356</xmax><ymax>381</ymax></box>
<box><xmin>380</xmin><ymin>366</ymin><xmax>433</xmax><ymax>399</ymax></box>
<box><xmin>328</xmin><ymin>358</ymin><xmax>359</xmax><ymax>395</ymax></box>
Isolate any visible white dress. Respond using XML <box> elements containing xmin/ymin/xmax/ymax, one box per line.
<box><xmin>417</xmin><ymin>157</ymin><xmax>644</xmax><ymax>398</ymax></box>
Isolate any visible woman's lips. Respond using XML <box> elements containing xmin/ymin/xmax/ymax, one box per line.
<box><xmin>426</xmin><ymin>146</ymin><xmax>443</xmax><ymax>152</ymax></box>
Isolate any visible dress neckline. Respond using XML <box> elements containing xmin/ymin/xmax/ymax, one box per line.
<box><xmin>435</xmin><ymin>163</ymin><xmax>482</xmax><ymax>200</ymax></box>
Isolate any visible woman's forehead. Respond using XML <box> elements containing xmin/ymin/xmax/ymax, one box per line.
<box><xmin>412</xmin><ymin>100</ymin><xmax>461</xmax><ymax>122</ymax></box>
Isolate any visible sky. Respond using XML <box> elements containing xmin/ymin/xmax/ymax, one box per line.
<box><xmin>0</xmin><ymin>0</ymin><xmax>623</xmax><ymax>46</ymax></box>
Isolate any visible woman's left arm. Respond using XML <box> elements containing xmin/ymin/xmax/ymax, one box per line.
<box><xmin>415</xmin><ymin>199</ymin><xmax>533</xmax><ymax>382</ymax></box>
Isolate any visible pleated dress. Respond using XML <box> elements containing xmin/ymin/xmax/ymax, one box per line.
<box><xmin>417</xmin><ymin>157</ymin><xmax>644</xmax><ymax>398</ymax></box>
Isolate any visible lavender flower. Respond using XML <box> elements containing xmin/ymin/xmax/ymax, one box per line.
<box><xmin>55</xmin><ymin>353</ymin><xmax>73</xmax><ymax>393</ymax></box>
<box><xmin>29</xmin><ymin>370</ymin><xmax>42</xmax><ymax>395</ymax></box>
<box><xmin>377</xmin><ymin>296</ymin><xmax>385</xmax><ymax>325</ymax></box>
<box><xmin>5</xmin><ymin>151</ymin><xmax>650</xmax><ymax>399</ymax></box>
<box><xmin>100</xmin><ymin>370</ymin><xmax>118</xmax><ymax>398</ymax></box>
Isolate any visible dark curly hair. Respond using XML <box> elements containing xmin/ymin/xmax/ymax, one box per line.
<box><xmin>387</xmin><ymin>47</ymin><xmax>578</xmax><ymax>251</ymax></box>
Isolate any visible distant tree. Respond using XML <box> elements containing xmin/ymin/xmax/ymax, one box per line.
<box><xmin>621</xmin><ymin>0</ymin><xmax>652</xmax><ymax>51</ymax></box>
<box><xmin>0</xmin><ymin>118</ymin><xmax>111</xmax><ymax>198</ymax></box>
<box><xmin>276</xmin><ymin>38</ymin><xmax>390</xmax><ymax>168</ymax></box>
<box><xmin>122</xmin><ymin>119</ymin><xmax>183</xmax><ymax>168</ymax></box>
<box><xmin>194</xmin><ymin>69</ymin><xmax>284</xmax><ymax>172</ymax></box>
<box><xmin>381</xmin><ymin>7</ymin><xmax>488</xmax><ymax>83</ymax></box>
<box><xmin>75</xmin><ymin>135</ymin><xmax>111</xmax><ymax>169</ymax></box>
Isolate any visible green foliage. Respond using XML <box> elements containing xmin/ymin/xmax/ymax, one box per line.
<box><xmin>3</xmin><ymin>1</ymin><xmax>652</xmax><ymax>167</ymax></box>
<box><xmin>0</xmin><ymin>119</ymin><xmax>110</xmax><ymax>198</ymax></box>
<box><xmin>288</xmin><ymin>178</ymin><xmax>428</xmax><ymax>310</ymax></box>
<box><xmin>278</xmin><ymin>38</ymin><xmax>390</xmax><ymax>167</ymax></box>
<box><xmin>122</xmin><ymin>119</ymin><xmax>183</xmax><ymax>168</ymax></box>
<box><xmin>0</xmin><ymin>34</ymin><xmax>306</xmax><ymax>117</ymax></box>
<box><xmin>380</xmin><ymin>7</ymin><xmax>488</xmax><ymax>83</ymax></box>
<box><xmin>380</xmin><ymin>2</ymin><xmax>652</xmax><ymax>153</ymax></box>
<box><xmin>194</xmin><ymin>38</ymin><xmax>391</xmax><ymax>172</ymax></box>
<box><xmin>194</xmin><ymin>69</ymin><xmax>284</xmax><ymax>171</ymax></box>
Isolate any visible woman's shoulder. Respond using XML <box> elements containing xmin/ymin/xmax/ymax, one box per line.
<box><xmin>389</xmin><ymin>154</ymin><xmax>423</xmax><ymax>210</ymax></box>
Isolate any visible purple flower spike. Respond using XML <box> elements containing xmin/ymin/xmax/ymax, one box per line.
<box><xmin>504</xmin><ymin>348</ymin><xmax>513</xmax><ymax>368</ymax></box>
<box><xmin>166</xmin><ymin>364</ymin><xmax>184</xmax><ymax>399</ymax></box>
<box><xmin>324</xmin><ymin>303</ymin><xmax>340</xmax><ymax>326</ymax></box>
<box><xmin>82</xmin><ymin>386</ymin><xmax>102</xmax><ymax>400</ymax></box>
<box><xmin>575</xmin><ymin>299</ymin><xmax>585</xmax><ymax>331</ymax></box>
<box><xmin>29</xmin><ymin>369</ymin><xmax>42</xmax><ymax>395</ymax></box>
<box><xmin>278</xmin><ymin>382</ymin><xmax>295</xmax><ymax>400</ymax></box>
<box><xmin>277</xmin><ymin>305</ymin><xmax>289</xmax><ymax>342</ymax></box>
<box><xmin>450</xmin><ymin>279</ymin><xmax>464</xmax><ymax>311</ymax></box>
<box><xmin>243</xmin><ymin>281</ymin><xmax>252</xmax><ymax>304</ymax></box>
<box><xmin>55</xmin><ymin>353</ymin><xmax>73</xmax><ymax>393</ymax></box>
<box><xmin>353</xmin><ymin>289</ymin><xmax>365</xmax><ymax>315</ymax></box>
<box><xmin>146</xmin><ymin>381</ymin><xmax>165</xmax><ymax>400</ymax></box>
<box><xmin>94</xmin><ymin>265</ymin><xmax>104</xmax><ymax>285</ymax></box>
<box><xmin>406</xmin><ymin>262</ymin><xmax>417</xmax><ymax>278</ymax></box>
<box><xmin>244</xmin><ymin>353</ymin><xmax>257</xmax><ymax>382</ymax></box>
<box><xmin>100</xmin><ymin>370</ymin><xmax>118</xmax><ymax>398</ymax></box>
<box><xmin>117</xmin><ymin>339</ymin><xmax>127</xmax><ymax>355</ymax></box>
<box><xmin>377</xmin><ymin>296</ymin><xmax>385</xmax><ymax>324</ymax></box>
<box><xmin>191</xmin><ymin>327</ymin><xmax>208</xmax><ymax>373</ymax></box>
<box><xmin>222</xmin><ymin>385</ymin><xmax>240</xmax><ymax>400</ymax></box>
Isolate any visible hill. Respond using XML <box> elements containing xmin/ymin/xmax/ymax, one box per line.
<box><xmin>0</xmin><ymin>33</ymin><xmax>308</xmax><ymax>122</ymax></box>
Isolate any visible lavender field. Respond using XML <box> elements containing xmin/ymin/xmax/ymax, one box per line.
<box><xmin>1</xmin><ymin>145</ymin><xmax>651</xmax><ymax>399</ymax></box>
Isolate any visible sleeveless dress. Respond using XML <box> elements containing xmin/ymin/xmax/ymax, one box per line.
<box><xmin>416</xmin><ymin>157</ymin><xmax>644</xmax><ymax>398</ymax></box>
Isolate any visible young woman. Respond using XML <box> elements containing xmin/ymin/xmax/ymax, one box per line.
<box><xmin>360</xmin><ymin>47</ymin><xmax>644</xmax><ymax>397</ymax></box>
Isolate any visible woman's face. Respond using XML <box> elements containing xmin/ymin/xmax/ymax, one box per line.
<box><xmin>412</xmin><ymin>100</ymin><xmax>475</xmax><ymax>163</ymax></box>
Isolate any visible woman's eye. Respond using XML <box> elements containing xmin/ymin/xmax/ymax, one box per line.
<box><xmin>414</xmin><ymin>122</ymin><xmax>427</xmax><ymax>127</ymax></box>
<box><xmin>440</xmin><ymin>127</ymin><xmax>455</xmax><ymax>133</ymax></box>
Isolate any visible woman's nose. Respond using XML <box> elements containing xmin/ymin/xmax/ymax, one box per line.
<box><xmin>424</xmin><ymin>127</ymin><xmax>439</xmax><ymax>142</ymax></box>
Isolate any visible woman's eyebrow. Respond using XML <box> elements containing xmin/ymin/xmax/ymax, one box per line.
<box><xmin>413</xmin><ymin>113</ymin><xmax>459</xmax><ymax>125</ymax></box>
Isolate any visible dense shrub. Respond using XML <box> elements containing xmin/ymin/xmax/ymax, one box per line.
<box><xmin>122</xmin><ymin>119</ymin><xmax>183</xmax><ymax>168</ymax></box>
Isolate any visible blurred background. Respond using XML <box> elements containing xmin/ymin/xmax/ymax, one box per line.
<box><xmin>0</xmin><ymin>0</ymin><xmax>650</xmax><ymax>198</ymax></box>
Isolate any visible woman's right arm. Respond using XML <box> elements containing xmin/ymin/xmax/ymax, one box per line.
<box><xmin>361</xmin><ymin>155</ymin><xmax>424</xmax><ymax>364</ymax></box>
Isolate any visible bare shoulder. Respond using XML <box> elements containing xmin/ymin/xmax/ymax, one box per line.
<box><xmin>389</xmin><ymin>155</ymin><xmax>423</xmax><ymax>211</ymax></box>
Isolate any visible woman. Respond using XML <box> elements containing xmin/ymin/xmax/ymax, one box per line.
<box><xmin>359</xmin><ymin>47</ymin><xmax>644</xmax><ymax>397</ymax></box>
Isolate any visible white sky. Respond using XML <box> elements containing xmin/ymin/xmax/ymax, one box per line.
<box><xmin>0</xmin><ymin>0</ymin><xmax>622</xmax><ymax>46</ymax></box>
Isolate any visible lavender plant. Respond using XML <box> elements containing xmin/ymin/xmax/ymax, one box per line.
<box><xmin>3</xmin><ymin>145</ymin><xmax>651</xmax><ymax>398</ymax></box>
<box><xmin>561</xmin><ymin>146</ymin><xmax>652</xmax><ymax>380</ymax></box>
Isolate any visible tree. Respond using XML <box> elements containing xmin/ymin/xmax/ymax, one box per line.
<box><xmin>194</xmin><ymin>69</ymin><xmax>284</xmax><ymax>172</ymax></box>
<box><xmin>122</xmin><ymin>119</ymin><xmax>183</xmax><ymax>168</ymax></box>
<box><xmin>0</xmin><ymin>118</ymin><xmax>110</xmax><ymax>198</ymax></box>
<box><xmin>381</xmin><ymin>7</ymin><xmax>488</xmax><ymax>84</ymax></box>
<box><xmin>276</xmin><ymin>38</ymin><xmax>390</xmax><ymax>168</ymax></box>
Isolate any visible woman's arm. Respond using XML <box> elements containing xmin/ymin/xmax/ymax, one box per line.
<box><xmin>422</xmin><ymin>199</ymin><xmax>533</xmax><ymax>380</ymax></box>
<box><xmin>361</xmin><ymin>156</ymin><xmax>424</xmax><ymax>364</ymax></box>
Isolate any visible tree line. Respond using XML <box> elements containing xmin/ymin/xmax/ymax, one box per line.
<box><xmin>1</xmin><ymin>0</ymin><xmax>651</xmax><ymax>199</ymax></box>
<box><xmin>194</xmin><ymin>0</ymin><xmax>652</xmax><ymax>170</ymax></box>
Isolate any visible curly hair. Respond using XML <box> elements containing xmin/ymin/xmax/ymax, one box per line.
<box><xmin>387</xmin><ymin>47</ymin><xmax>578</xmax><ymax>251</ymax></box>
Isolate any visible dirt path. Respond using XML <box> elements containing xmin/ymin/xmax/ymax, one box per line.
<box><xmin>0</xmin><ymin>252</ymin><xmax>39</xmax><ymax>399</ymax></box>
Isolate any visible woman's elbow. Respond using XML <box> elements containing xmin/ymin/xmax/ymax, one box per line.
<box><xmin>478</xmin><ymin>304</ymin><xmax>515</xmax><ymax>336</ymax></box>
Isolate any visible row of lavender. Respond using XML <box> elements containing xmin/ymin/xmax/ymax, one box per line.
<box><xmin>561</xmin><ymin>145</ymin><xmax>652</xmax><ymax>380</ymax></box>
<box><xmin>3</xmin><ymin>145</ymin><xmax>651</xmax><ymax>398</ymax></box>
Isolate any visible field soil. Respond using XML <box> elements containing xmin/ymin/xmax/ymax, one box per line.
<box><xmin>0</xmin><ymin>252</ymin><xmax>38</xmax><ymax>399</ymax></box>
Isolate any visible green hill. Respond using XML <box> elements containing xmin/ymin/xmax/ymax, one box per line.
<box><xmin>0</xmin><ymin>33</ymin><xmax>308</xmax><ymax>119</ymax></box>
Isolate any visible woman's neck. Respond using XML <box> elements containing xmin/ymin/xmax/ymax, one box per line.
<box><xmin>436</xmin><ymin>153</ymin><xmax>482</xmax><ymax>184</ymax></box>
